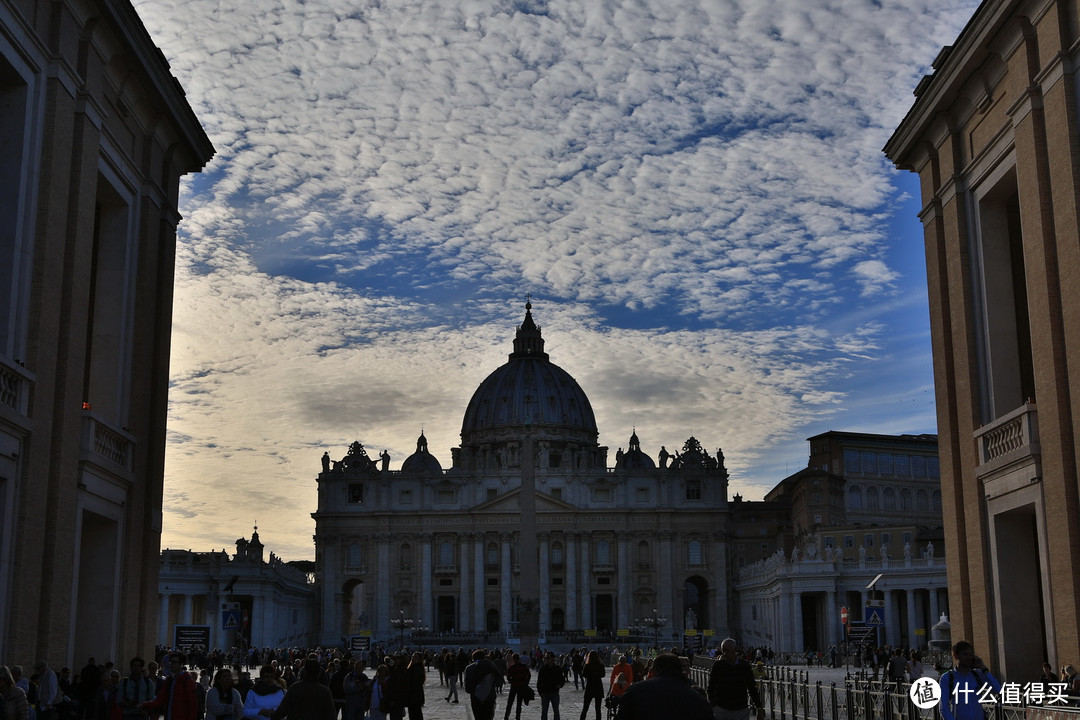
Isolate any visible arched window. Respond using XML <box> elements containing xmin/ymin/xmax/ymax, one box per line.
<box><xmin>438</xmin><ymin>541</ymin><xmax>454</xmax><ymax>566</ymax></box>
<box><xmin>347</xmin><ymin>543</ymin><xmax>363</xmax><ymax>569</ymax></box>
<box><xmin>399</xmin><ymin>543</ymin><xmax>411</xmax><ymax>570</ymax></box>
<box><xmin>916</xmin><ymin>489</ymin><xmax>929</xmax><ymax>512</ymax></box>
<box><xmin>932</xmin><ymin>490</ymin><xmax>942</xmax><ymax>512</ymax></box>
<box><xmin>883</xmin><ymin>488</ymin><xmax>897</xmax><ymax>510</ymax></box>
<box><xmin>595</xmin><ymin>540</ymin><xmax>611</xmax><ymax>565</ymax></box>
<box><xmin>637</xmin><ymin>540</ymin><xmax>650</xmax><ymax>568</ymax></box>
<box><xmin>550</xmin><ymin>542</ymin><xmax>564</xmax><ymax>566</ymax></box>
<box><xmin>688</xmin><ymin>540</ymin><xmax>703</xmax><ymax>566</ymax></box>
<box><xmin>866</xmin><ymin>487</ymin><xmax>879</xmax><ymax>510</ymax></box>
<box><xmin>847</xmin><ymin>485</ymin><xmax>862</xmax><ymax>509</ymax></box>
<box><xmin>486</xmin><ymin>542</ymin><xmax>499</xmax><ymax>567</ymax></box>
<box><xmin>900</xmin><ymin>489</ymin><xmax>913</xmax><ymax>511</ymax></box>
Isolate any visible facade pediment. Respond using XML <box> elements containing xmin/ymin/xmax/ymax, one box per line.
<box><xmin>472</xmin><ymin>488</ymin><xmax>578</xmax><ymax>513</ymax></box>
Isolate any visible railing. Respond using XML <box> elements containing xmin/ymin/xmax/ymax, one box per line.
<box><xmin>974</xmin><ymin>403</ymin><xmax>1038</xmax><ymax>466</ymax></box>
<box><xmin>81</xmin><ymin>412</ymin><xmax>134</xmax><ymax>471</ymax></box>
<box><xmin>688</xmin><ymin>659</ymin><xmax>1080</xmax><ymax>720</ymax></box>
<box><xmin>0</xmin><ymin>356</ymin><xmax>32</xmax><ymax>415</ymax></box>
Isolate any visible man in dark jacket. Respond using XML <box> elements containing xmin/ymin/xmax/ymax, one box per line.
<box><xmin>617</xmin><ymin>654</ymin><xmax>712</xmax><ymax>720</ymax></box>
<box><xmin>272</xmin><ymin>660</ymin><xmax>335</xmax><ymax>720</ymax></box>
<box><xmin>503</xmin><ymin>654</ymin><xmax>531</xmax><ymax>720</ymax></box>
<box><xmin>535</xmin><ymin>652</ymin><xmax>564</xmax><ymax>720</ymax></box>
<box><xmin>464</xmin><ymin>650</ymin><xmax>498</xmax><ymax>720</ymax></box>
<box><xmin>707</xmin><ymin>639</ymin><xmax>765</xmax><ymax>720</ymax></box>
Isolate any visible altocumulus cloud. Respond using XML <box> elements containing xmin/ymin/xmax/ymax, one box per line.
<box><xmin>134</xmin><ymin>0</ymin><xmax>978</xmax><ymax>558</ymax></box>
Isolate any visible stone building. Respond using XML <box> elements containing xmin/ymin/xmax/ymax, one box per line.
<box><xmin>734</xmin><ymin>432</ymin><xmax>947</xmax><ymax>652</ymax></box>
<box><xmin>0</xmin><ymin>0</ymin><xmax>213</xmax><ymax>664</ymax></box>
<box><xmin>312</xmin><ymin>304</ymin><xmax>733</xmax><ymax>647</ymax></box>
<box><xmin>158</xmin><ymin>528</ymin><xmax>316</xmax><ymax>651</ymax></box>
<box><xmin>884</xmin><ymin>0</ymin><xmax>1080</xmax><ymax>680</ymax></box>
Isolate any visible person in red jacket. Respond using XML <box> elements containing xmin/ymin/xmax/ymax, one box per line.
<box><xmin>503</xmin><ymin>654</ymin><xmax>531</xmax><ymax>720</ymax></box>
<box><xmin>141</xmin><ymin>653</ymin><xmax>199</xmax><ymax>720</ymax></box>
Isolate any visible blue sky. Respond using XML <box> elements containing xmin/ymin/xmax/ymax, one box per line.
<box><xmin>137</xmin><ymin>0</ymin><xmax>979</xmax><ymax>559</ymax></box>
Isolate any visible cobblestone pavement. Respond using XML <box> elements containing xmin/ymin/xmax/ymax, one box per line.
<box><xmin>413</xmin><ymin>669</ymin><xmax>610</xmax><ymax>720</ymax></box>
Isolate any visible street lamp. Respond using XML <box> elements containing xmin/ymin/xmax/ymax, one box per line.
<box><xmin>389</xmin><ymin>610</ymin><xmax>423</xmax><ymax>651</ymax></box>
<box><xmin>634</xmin><ymin>609</ymin><xmax>668</xmax><ymax>653</ymax></box>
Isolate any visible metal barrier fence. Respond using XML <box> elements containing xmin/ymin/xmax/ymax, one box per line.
<box><xmin>688</xmin><ymin>659</ymin><xmax>1080</xmax><ymax>720</ymax></box>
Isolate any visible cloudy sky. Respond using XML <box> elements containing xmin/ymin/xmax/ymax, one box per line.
<box><xmin>136</xmin><ymin>0</ymin><xmax>979</xmax><ymax>560</ymax></box>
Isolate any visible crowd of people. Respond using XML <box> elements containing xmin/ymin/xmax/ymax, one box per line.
<box><xmin>4</xmin><ymin>637</ymin><xmax>1058</xmax><ymax>720</ymax></box>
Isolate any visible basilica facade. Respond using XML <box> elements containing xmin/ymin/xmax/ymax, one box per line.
<box><xmin>312</xmin><ymin>305</ymin><xmax>733</xmax><ymax>647</ymax></box>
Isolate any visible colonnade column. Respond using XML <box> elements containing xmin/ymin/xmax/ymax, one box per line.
<box><xmin>159</xmin><ymin>595</ymin><xmax>170</xmax><ymax>645</ymax></box>
<box><xmin>566</xmin><ymin>534</ymin><xmax>578</xmax><ymax>629</ymax></box>
<box><xmin>421</xmin><ymin>534</ymin><xmax>433</xmax><ymax>626</ymax></box>
<box><xmin>579</xmin><ymin>534</ymin><xmax>592</xmax><ymax>629</ymax></box>
<box><xmin>929</xmin><ymin>588</ymin><xmax>940</xmax><ymax>627</ymax></box>
<box><xmin>459</xmin><ymin>535</ymin><xmax>471</xmax><ymax>632</ymax></box>
<box><xmin>711</xmin><ymin>530</ymin><xmax>730</xmax><ymax>637</ymax></box>
<box><xmin>826</xmin><ymin>589</ymin><xmax>839</xmax><ymax>647</ymax></box>
<box><xmin>501</xmin><ymin>533</ymin><xmax>513</xmax><ymax>637</ymax></box>
<box><xmin>617</xmin><ymin>534</ymin><xmax>631</xmax><ymax>628</ymax></box>
<box><xmin>473</xmin><ymin>534</ymin><xmax>486</xmax><ymax>631</ymax></box>
<box><xmin>778</xmin><ymin>594</ymin><xmax>791</xmax><ymax>652</ymax></box>
<box><xmin>791</xmin><ymin>590</ymin><xmax>803</xmax><ymax>653</ymax></box>
<box><xmin>539</xmin><ymin>534</ymin><xmax>550</xmax><ymax>634</ymax></box>
<box><xmin>906</xmin><ymin>590</ymin><xmax>918</xmax><ymax>648</ymax></box>
<box><xmin>181</xmin><ymin>595</ymin><xmax>193</xmax><ymax>626</ymax></box>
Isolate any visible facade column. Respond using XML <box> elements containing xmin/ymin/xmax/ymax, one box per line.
<box><xmin>539</xmin><ymin>533</ymin><xmax>550</xmax><ymax>634</ymax></box>
<box><xmin>501</xmin><ymin>533</ymin><xmax>512</xmax><ymax>637</ymax></box>
<box><xmin>886</xmin><ymin>591</ymin><xmax>901</xmax><ymax>647</ymax></box>
<box><xmin>711</xmin><ymin>530</ymin><xmax>730</xmax><ymax>637</ymax></box>
<box><xmin>617</xmin><ymin>534</ymin><xmax>631</xmax><ymax>628</ymax></box>
<box><xmin>659</xmin><ymin>532</ymin><xmax>674</xmax><ymax>630</ymax></box>
<box><xmin>459</xmin><ymin>535</ymin><xmax>471</xmax><ymax>632</ymax></box>
<box><xmin>860</xmin><ymin>591</ymin><xmax>868</xmax><ymax>622</ymax></box>
<box><xmin>579</xmin><ymin>534</ymin><xmax>592</xmax><ymax>628</ymax></box>
<box><xmin>929</xmin><ymin>588</ymin><xmax>940</xmax><ymax>627</ymax></box>
<box><xmin>474</xmin><ymin>534</ymin><xmax>485</xmax><ymax>631</ymax></box>
<box><xmin>159</xmin><ymin>595</ymin><xmax>170</xmax><ymax>645</ymax></box>
<box><xmin>778</xmin><ymin>593</ymin><xmax>792</xmax><ymax>652</ymax></box>
<box><xmin>320</xmin><ymin>536</ymin><xmax>340</xmax><ymax>645</ymax></box>
<box><xmin>377</xmin><ymin>534</ymin><xmax>391</xmax><ymax>640</ymax></box>
<box><xmin>252</xmin><ymin>595</ymin><xmax>265</xmax><ymax>648</ymax></box>
<box><xmin>421</xmin><ymin>534</ymin><xmax>433</xmax><ymax>626</ymax></box>
<box><xmin>566</xmin><ymin>534</ymin><xmax>578</xmax><ymax>629</ymax></box>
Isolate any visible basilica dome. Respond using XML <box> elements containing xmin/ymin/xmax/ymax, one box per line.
<box><xmin>460</xmin><ymin>303</ymin><xmax>598</xmax><ymax>449</ymax></box>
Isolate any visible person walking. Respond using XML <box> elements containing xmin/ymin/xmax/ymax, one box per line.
<box><xmin>616</xmin><ymin>653</ymin><xmax>712</xmax><ymax>720</ymax></box>
<box><xmin>141</xmin><ymin>653</ymin><xmax>200</xmax><ymax>720</ymax></box>
<box><xmin>205</xmin><ymin>669</ymin><xmax>244</xmax><ymax>720</ymax></box>
<box><xmin>405</xmin><ymin>654</ymin><xmax>425</xmax><ymax>720</ymax></box>
<box><xmin>503</xmin><ymin>654</ymin><xmax>531</xmax><ymax>720</ymax></box>
<box><xmin>272</xmin><ymin>659</ymin><xmax>336</xmax><ymax>720</ymax></box>
<box><xmin>939</xmin><ymin>641</ymin><xmax>1001</xmax><ymax>720</ymax></box>
<box><xmin>464</xmin><ymin>651</ymin><xmax>498</xmax><ymax>720</ymax></box>
<box><xmin>707</xmin><ymin>639</ymin><xmax>764</xmax><ymax>720</ymax></box>
<box><xmin>536</xmin><ymin>653</ymin><xmax>564</xmax><ymax>720</ymax></box>
<box><xmin>578</xmin><ymin>652</ymin><xmax>605</xmax><ymax>720</ymax></box>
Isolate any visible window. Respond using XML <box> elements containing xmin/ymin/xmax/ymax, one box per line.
<box><xmin>347</xmin><ymin>543</ymin><xmax>363</xmax><ymax>568</ymax></box>
<box><xmin>916</xmin><ymin>490</ymin><xmax>929</xmax><ymax>512</ymax></box>
<box><xmin>895</xmin><ymin>454</ymin><xmax>910</xmax><ymax>476</ymax></box>
<box><xmin>866</xmin><ymin>487</ymin><xmax>880</xmax><ymax>510</ymax></box>
<box><xmin>912</xmin><ymin>456</ymin><xmax>927</xmax><ymax>477</ymax></box>
<box><xmin>593</xmin><ymin>488</ymin><xmax>612</xmax><ymax>502</ymax></box>
<box><xmin>902</xmin><ymin>532</ymin><xmax>913</xmax><ymax>545</ymax></box>
<box><xmin>439</xmin><ymin>578</ymin><xmax>452</xmax><ymax>587</ymax></box>
<box><xmin>900</xmin><ymin>489</ymin><xmax>912</xmax><ymax>511</ymax></box>
<box><xmin>861</xmin><ymin>452</ymin><xmax>878</xmax><ymax>474</ymax></box>
<box><xmin>813</xmin><ymin>514</ymin><xmax>822</xmax><ymax>524</ymax></box>
<box><xmin>637</xmin><ymin>540</ymin><xmax>650</xmax><ymax>567</ymax></box>
<box><xmin>596</xmin><ymin>540</ymin><xmax>611</xmax><ymax>565</ymax></box>
<box><xmin>844</xmin><ymin>535</ymin><xmax>855</xmax><ymax>548</ymax></box>
<box><xmin>400</xmin><ymin>490</ymin><xmax>413</xmax><ymax>505</ymax></box>
<box><xmin>439</xmin><ymin>541</ymin><xmax>454</xmax><ymax>566</ymax></box>
<box><xmin>824</xmin><ymin>536</ymin><xmax>834</xmax><ymax>548</ymax></box>
<box><xmin>847</xmin><ymin>486</ymin><xmax>862</xmax><ymax>509</ymax></box>
<box><xmin>399</xmin><ymin>544</ymin><xmax>412</xmax><ymax>570</ymax></box>
<box><xmin>486</xmin><ymin>543</ymin><xmax>498</xmax><ymax>567</ymax></box>
<box><xmin>552</xmin><ymin>577</ymin><xmax>563</xmax><ymax>585</ymax></box>
<box><xmin>436</xmin><ymin>489</ymin><xmax>455</xmax><ymax>503</ymax></box>
<box><xmin>881</xmin><ymin>533</ymin><xmax>891</xmax><ymax>547</ymax></box>
<box><xmin>688</xmin><ymin>540</ymin><xmax>703</xmax><ymax>566</ymax></box>
<box><xmin>636</xmin><ymin>487</ymin><xmax>650</xmax><ymax>502</ymax></box>
<box><xmin>550</xmin><ymin>542</ymin><xmax>564</xmax><ymax>566</ymax></box>
<box><xmin>883</xmin><ymin>488</ymin><xmax>897</xmax><ymax>510</ymax></box>
<box><xmin>348</xmin><ymin>484</ymin><xmax>364</xmax><ymax>503</ymax></box>
<box><xmin>811</xmin><ymin>492</ymin><xmax>822</xmax><ymax>504</ymax></box>
<box><xmin>597</xmin><ymin>576</ymin><xmax>610</xmax><ymax>585</ymax></box>
<box><xmin>487</xmin><ymin>577</ymin><xmax>498</xmax><ymax>586</ymax></box>
<box><xmin>685</xmin><ymin>479</ymin><xmax>702</xmax><ymax>500</ymax></box>
<box><xmin>878</xmin><ymin>454</ymin><xmax>894</xmax><ymax>475</ymax></box>
<box><xmin>864</xmin><ymin>534</ymin><xmax>874</xmax><ymax>547</ymax></box>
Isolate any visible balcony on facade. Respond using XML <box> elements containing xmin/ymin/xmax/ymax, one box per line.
<box><xmin>973</xmin><ymin>402</ymin><xmax>1040</xmax><ymax>497</ymax></box>
<box><xmin>80</xmin><ymin>411</ymin><xmax>135</xmax><ymax>479</ymax></box>
<box><xmin>0</xmin><ymin>356</ymin><xmax>32</xmax><ymax>423</ymax></box>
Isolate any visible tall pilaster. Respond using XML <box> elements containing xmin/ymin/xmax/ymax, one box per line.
<box><xmin>474</xmin><ymin>534</ymin><xmax>486</xmax><ymax>631</ymax></box>
<box><xmin>377</xmin><ymin>534</ymin><xmax>391</xmax><ymax>639</ymax></box>
<box><xmin>906</xmin><ymin>589</ymin><xmax>918</xmax><ymax>648</ymax></box>
<box><xmin>617</xmin><ymin>535</ymin><xmax>631</xmax><ymax>628</ymax></box>
<box><xmin>539</xmin><ymin>533</ymin><xmax>550</xmax><ymax>634</ymax></box>
<box><xmin>421</xmin><ymin>534</ymin><xmax>433</xmax><ymax>626</ymax></box>
<box><xmin>459</xmin><ymin>535</ymin><xmax>471</xmax><ymax>632</ymax></box>
<box><xmin>579</xmin><ymin>534</ymin><xmax>592</xmax><ymax>628</ymax></box>
<box><xmin>501</xmin><ymin>533</ymin><xmax>513</xmax><ymax>636</ymax></box>
<box><xmin>659</xmin><ymin>531</ymin><xmax>674</xmax><ymax>626</ymax></box>
<box><xmin>566</xmin><ymin>533</ymin><xmax>578</xmax><ymax>629</ymax></box>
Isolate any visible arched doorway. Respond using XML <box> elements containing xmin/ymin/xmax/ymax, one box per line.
<box><xmin>341</xmin><ymin>579</ymin><xmax>365</xmax><ymax>636</ymax></box>
<box><xmin>683</xmin><ymin>576</ymin><xmax>709</xmax><ymax>630</ymax></box>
